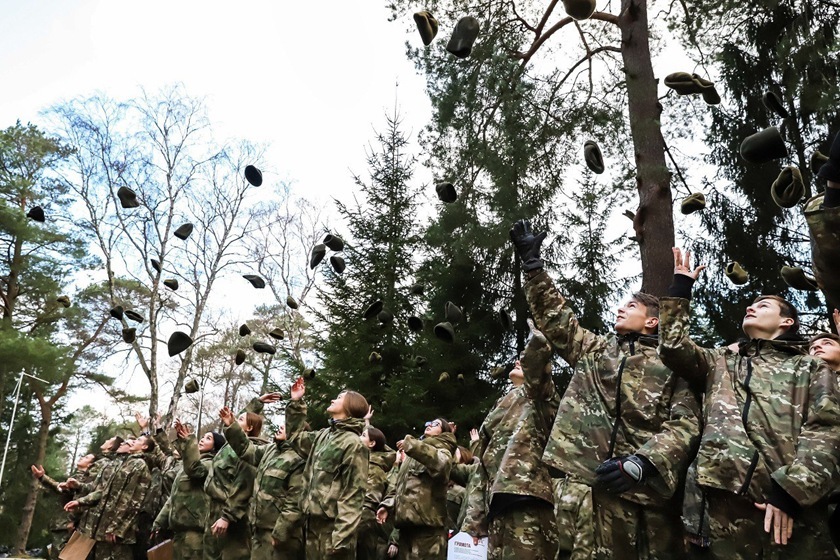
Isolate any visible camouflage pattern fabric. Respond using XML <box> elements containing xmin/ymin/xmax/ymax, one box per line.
<box><xmin>447</xmin><ymin>483</ymin><xmax>466</xmax><ymax>533</ymax></box>
<box><xmin>805</xmin><ymin>193</ymin><xmax>840</xmax><ymax>310</ymax></box>
<box><xmin>453</xmin><ymin>462</ymin><xmax>479</xmax><ymax>535</ymax></box>
<box><xmin>381</xmin><ymin>432</ymin><xmax>457</xmax><ymax>529</ymax></box>
<box><xmin>554</xmin><ymin>476</ymin><xmax>594</xmax><ymax>560</ymax></box>
<box><xmin>462</xmin><ymin>329</ymin><xmax>561</xmax><ymax>560</ymax></box>
<box><xmin>395</xmin><ymin>525</ymin><xmax>448</xmax><ymax>560</ymax></box>
<box><xmin>76</xmin><ymin>453</ymin><xmax>151</xmax><ymax>544</ymax></box>
<box><xmin>697</xmin><ymin>488</ymin><xmax>838</xmax><ymax>560</ymax></box>
<box><xmin>78</xmin><ymin>454</ymin><xmax>125</xmax><ymax>538</ymax></box>
<box><xmin>172</xmin><ymin>530</ymin><xmax>204</xmax><ymax>560</ymax></box>
<box><xmin>358</xmin><ymin>448</ymin><xmax>397</xmax><ymax>558</ymax></box>
<box><xmin>285</xmin><ymin>399</ymin><xmax>369</xmax><ymax>556</ymax></box>
<box><xmin>356</xmin><ymin>510</ymin><xmax>390</xmax><ymax>560</ymax></box>
<box><xmin>681</xmin><ymin>458</ymin><xmax>711</xmax><ymax>549</ymax></box>
<box><xmin>93</xmin><ymin>541</ymin><xmax>134</xmax><ymax>560</ymax></box>
<box><xmin>153</xmin><ymin>437</ymin><xmax>213</xmax><ymax>534</ymax></box>
<box><xmin>487</xmin><ymin>502</ymin><xmax>559</xmax><ymax>560</ymax></box>
<box><xmin>524</xmin><ymin>271</ymin><xmax>701</xmax><ymax>507</ymax></box>
<box><xmin>40</xmin><ymin>465</ymin><xmax>98</xmax><ymax>558</ymax></box>
<box><xmin>658</xmin><ymin>297</ymin><xmax>840</xmax><ymax>506</ymax></box>
<box><xmin>591</xmin><ymin>490</ymin><xmax>685</xmax><ymax>560</ymax></box>
<box><xmin>202</xmin><ymin>498</ymin><xmax>250</xmax><ymax>560</ymax></box>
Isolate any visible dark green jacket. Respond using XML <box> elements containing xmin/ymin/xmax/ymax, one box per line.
<box><xmin>153</xmin><ymin>436</ymin><xmax>213</xmax><ymax>532</ymax></box>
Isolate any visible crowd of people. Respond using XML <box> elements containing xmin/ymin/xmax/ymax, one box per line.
<box><xmin>30</xmin><ymin>136</ymin><xmax>840</xmax><ymax>560</ymax></box>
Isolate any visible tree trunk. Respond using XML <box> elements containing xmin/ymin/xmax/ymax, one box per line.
<box><xmin>619</xmin><ymin>0</ymin><xmax>675</xmax><ymax>296</ymax></box>
<box><xmin>13</xmin><ymin>403</ymin><xmax>51</xmax><ymax>554</ymax></box>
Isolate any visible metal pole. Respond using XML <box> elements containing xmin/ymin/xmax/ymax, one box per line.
<box><xmin>0</xmin><ymin>372</ymin><xmax>51</xmax><ymax>491</ymax></box>
<box><xmin>196</xmin><ymin>378</ymin><xmax>206</xmax><ymax>435</ymax></box>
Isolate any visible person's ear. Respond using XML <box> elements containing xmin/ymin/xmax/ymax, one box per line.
<box><xmin>646</xmin><ymin>317</ymin><xmax>659</xmax><ymax>330</ymax></box>
<box><xmin>780</xmin><ymin>317</ymin><xmax>794</xmax><ymax>330</ymax></box>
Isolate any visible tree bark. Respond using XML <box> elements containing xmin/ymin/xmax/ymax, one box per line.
<box><xmin>619</xmin><ymin>0</ymin><xmax>675</xmax><ymax>296</ymax></box>
<box><xmin>13</xmin><ymin>401</ymin><xmax>51</xmax><ymax>554</ymax></box>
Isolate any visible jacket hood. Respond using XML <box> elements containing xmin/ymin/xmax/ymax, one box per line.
<box><xmin>249</xmin><ymin>435</ymin><xmax>271</xmax><ymax>445</ymax></box>
<box><xmin>617</xmin><ymin>331</ymin><xmax>658</xmax><ymax>347</ymax></box>
<box><xmin>329</xmin><ymin>416</ymin><xmax>366</xmax><ymax>436</ymax></box>
<box><xmin>422</xmin><ymin>431</ymin><xmax>458</xmax><ymax>454</ymax></box>
<box><xmin>370</xmin><ymin>448</ymin><xmax>397</xmax><ymax>472</ymax></box>
<box><xmin>738</xmin><ymin>331</ymin><xmax>808</xmax><ymax>357</ymax></box>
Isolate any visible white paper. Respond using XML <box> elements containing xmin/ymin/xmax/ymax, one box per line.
<box><xmin>447</xmin><ymin>532</ymin><xmax>488</xmax><ymax>560</ymax></box>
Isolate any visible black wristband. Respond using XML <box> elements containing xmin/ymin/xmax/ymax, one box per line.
<box><xmin>668</xmin><ymin>274</ymin><xmax>696</xmax><ymax>300</ymax></box>
<box><xmin>823</xmin><ymin>184</ymin><xmax>840</xmax><ymax>208</ymax></box>
<box><xmin>767</xmin><ymin>480</ymin><xmax>801</xmax><ymax>518</ymax></box>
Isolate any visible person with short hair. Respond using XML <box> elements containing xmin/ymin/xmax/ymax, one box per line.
<box><xmin>376</xmin><ymin>417</ymin><xmax>457</xmax><ymax>559</ymax></box>
<box><xmin>285</xmin><ymin>379</ymin><xmax>370</xmax><ymax>559</ymax></box>
<box><xmin>660</xmin><ymin>248</ymin><xmax>840</xmax><ymax>558</ymax></box>
<box><xmin>810</xmin><ymin>333</ymin><xmax>840</xmax><ymax>373</ymax></box>
<box><xmin>357</xmin><ymin>426</ymin><xmax>396</xmax><ymax>559</ymax></box>
<box><xmin>509</xmin><ymin>219</ymin><xmax>701</xmax><ymax>560</ymax></box>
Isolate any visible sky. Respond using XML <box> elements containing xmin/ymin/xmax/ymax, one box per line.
<box><xmin>0</xmin><ymin>0</ymin><xmax>435</xmax><ymax>207</ymax></box>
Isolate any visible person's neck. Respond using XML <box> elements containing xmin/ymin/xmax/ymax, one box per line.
<box><xmin>744</xmin><ymin>327</ymin><xmax>787</xmax><ymax>340</ymax></box>
<box><xmin>330</xmin><ymin>413</ymin><xmax>348</xmax><ymax>421</ymax></box>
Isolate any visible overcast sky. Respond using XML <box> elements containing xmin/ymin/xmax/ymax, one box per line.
<box><xmin>0</xmin><ymin>0</ymin><xmax>435</xmax><ymax>206</ymax></box>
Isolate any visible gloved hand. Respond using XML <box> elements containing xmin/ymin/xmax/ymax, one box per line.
<box><xmin>594</xmin><ymin>455</ymin><xmax>656</xmax><ymax>494</ymax></box>
<box><xmin>509</xmin><ymin>219</ymin><xmax>547</xmax><ymax>272</ymax></box>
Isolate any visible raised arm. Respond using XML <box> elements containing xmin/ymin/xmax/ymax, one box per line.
<box><xmin>181</xmin><ymin>433</ymin><xmax>210</xmax><ymax>482</ymax></box>
<box><xmin>401</xmin><ymin>436</ymin><xmax>452</xmax><ymax>480</ymax></box>
<box><xmin>221</xmin><ymin>408</ymin><xmax>266</xmax><ymax>466</ymax></box>
<box><xmin>460</xmin><ymin>463</ymin><xmax>488</xmax><ymax>540</ymax></box>
<box><xmin>285</xmin><ymin>379</ymin><xmax>316</xmax><ymax>459</ymax></box>
<box><xmin>521</xmin><ymin>323</ymin><xmax>555</xmax><ymax>400</ymax></box>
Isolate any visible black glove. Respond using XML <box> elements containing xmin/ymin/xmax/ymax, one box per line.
<box><xmin>509</xmin><ymin>219</ymin><xmax>547</xmax><ymax>272</ymax></box>
<box><xmin>594</xmin><ymin>455</ymin><xmax>656</xmax><ymax>494</ymax></box>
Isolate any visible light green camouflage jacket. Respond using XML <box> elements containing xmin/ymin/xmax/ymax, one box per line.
<box><xmin>153</xmin><ymin>436</ymin><xmax>213</xmax><ymax>533</ymax></box>
<box><xmin>364</xmin><ymin>448</ymin><xmax>396</xmax><ymax>514</ymax></box>
<box><xmin>525</xmin><ymin>271</ymin><xmax>701</xmax><ymax>506</ymax></box>
<box><xmin>76</xmin><ymin>453</ymin><xmax>125</xmax><ymax>537</ymax></box>
<box><xmin>659</xmin><ymin>296</ymin><xmax>840</xmax><ymax>505</ymax></box>
<box><xmin>381</xmin><ymin>432</ymin><xmax>457</xmax><ymax>529</ymax></box>
<box><xmin>286</xmin><ymin>399</ymin><xmax>370</xmax><ymax>554</ymax></box>
<box><xmin>462</xmin><ymin>330</ymin><xmax>560</xmax><ymax>536</ymax></box>
<box><xmin>223</xmin><ymin>420</ymin><xmax>305</xmax><ymax>539</ymax></box>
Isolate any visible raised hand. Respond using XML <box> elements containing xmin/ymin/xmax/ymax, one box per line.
<box><xmin>833</xmin><ymin>309</ymin><xmax>840</xmax><ymax>334</ymax></box>
<box><xmin>31</xmin><ymin>464</ymin><xmax>45</xmax><ymax>479</ymax></box>
<box><xmin>135</xmin><ymin>412</ymin><xmax>149</xmax><ymax>431</ymax></box>
<box><xmin>64</xmin><ymin>500</ymin><xmax>80</xmax><ymax>511</ymax></box>
<box><xmin>672</xmin><ymin>247</ymin><xmax>705</xmax><ymax>280</ymax></box>
<box><xmin>174</xmin><ymin>419</ymin><xmax>192</xmax><ymax>440</ymax></box>
<box><xmin>509</xmin><ymin>219</ymin><xmax>547</xmax><ymax>272</ymax></box>
<box><xmin>290</xmin><ymin>377</ymin><xmax>305</xmax><ymax>401</ymax></box>
<box><xmin>259</xmin><ymin>392</ymin><xmax>283</xmax><ymax>404</ymax></box>
<box><xmin>219</xmin><ymin>407</ymin><xmax>235</xmax><ymax>427</ymax></box>
<box><xmin>469</xmin><ymin>428</ymin><xmax>480</xmax><ymax>443</ymax></box>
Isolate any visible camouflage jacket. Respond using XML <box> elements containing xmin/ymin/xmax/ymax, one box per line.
<box><xmin>77</xmin><ymin>454</ymin><xmax>125</xmax><ymax>537</ymax></box>
<box><xmin>77</xmin><ymin>453</ymin><xmax>151</xmax><ymax>543</ymax></box>
<box><xmin>286</xmin><ymin>399</ymin><xmax>370</xmax><ymax>554</ymax></box>
<box><xmin>223</xmin><ymin>421</ymin><xmax>306</xmax><ymax>537</ymax></box>
<box><xmin>525</xmin><ymin>271</ymin><xmax>701</xmax><ymax>506</ymax></box>
<box><xmin>462</xmin><ymin>330</ymin><xmax>561</xmax><ymax>536</ymax></box>
<box><xmin>453</xmin><ymin>462</ymin><xmax>478</xmax><ymax>533</ymax></box>
<box><xmin>140</xmin><ymin>431</ymin><xmax>180</xmax><ymax>519</ymax></box>
<box><xmin>202</xmin><ymin>435</ymin><xmax>264</xmax><ymax>525</ymax></box>
<box><xmin>40</xmin><ymin>466</ymin><xmax>97</xmax><ymax>531</ymax></box>
<box><xmin>364</xmin><ymin>448</ymin><xmax>396</xmax><ymax>514</ymax></box>
<box><xmin>153</xmin><ymin>436</ymin><xmax>213</xmax><ymax>532</ymax></box>
<box><xmin>381</xmin><ymin>432</ymin><xmax>457</xmax><ymax>529</ymax></box>
<box><xmin>659</xmin><ymin>296</ymin><xmax>840</xmax><ymax>505</ymax></box>
<box><xmin>804</xmin><ymin>193</ymin><xmax>840</xmax><ymax>310</ymax></box>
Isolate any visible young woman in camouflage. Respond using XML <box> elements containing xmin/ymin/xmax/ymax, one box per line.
<box><xmin>285</xmin><ymin>378</ymin><xmax>370</xmax><ymax>560</ymax></box>
<box><xmin>376</xmin><ymin>416</ymin><xmax>457</xmax><ymax>559</ymax></box>
<box><xmin>357</xmin><ymin>426</ymin><xmax>396</xmax><ymax>559</ymax></box>
<box><xmin>153</xmin><ymin>426</ymin><xmax>225</xmax><ymax>560</ymax></box>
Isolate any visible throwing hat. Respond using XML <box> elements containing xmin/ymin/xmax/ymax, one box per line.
<box><xmin>446</xmin><ymin>16</ymin><xmax>480</xmax><ymax>58</ymax></box>
<box><xmin>117</xmin><ymin>187</ymin><xmax>140</xmax><ymax>209</ymax></box>
<box><xmin>771</xmin><ymin>166</ymin><xmax>804</xmax><ymax>208</ymax></box>
<box><xmin>413</xmin><ymin>11</ymin><xmax>439</xmax><ymax>46</ymax></box>
<box><xmin>174</xmin><ymin>223</ymin><xmax>194</xmax><ymax>240</ymax></box>
<box><xmin>724</xmin><ymin>261</ymin><xmax>749</xmax><ymax>285</ymax></box>
<box><xmin>243</xmin><ymin>274</ymin><xmax>266</xmax><ymax>289</ymax></box>
<box><xmin>740</xmin><ymin>127</ymin><xmax>788</xmax><ymax>164</ymax></box>
<box><xmin>168</xmin><ymin>331</ymin><xmax>193</xmax><ymax>357</ymax></box>
<box><xmin>680</xmin><ymin>192</ymin><xmax>706</xmax><ymax>215</ymax></box>
<box><xmin>27</xmin><ymin>206</ymin><xmax>45</xmax><ymax>222</ymax></box>
<box><xmin>244</xmin><ymin>165</ymin><xmax>263</xmax><ymax>187</ymax></box>
<box><xmin>583</xmin><ymin>140</ymin><xmax>605</xmax><ymax>174</ymax></box>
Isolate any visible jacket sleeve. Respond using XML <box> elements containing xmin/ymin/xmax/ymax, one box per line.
<box><xmin>772</xmin><ymin>360</ymin><xmax>840</xmax><ymax>506</ymax></box>
<box><xmin>243</xmin><ymin>397</ymin><xmax>264</xmax><ymax>415</ymax></box>
<box><xmin>285</xmin><ymin>400</ymin><xmax>316</xmax><ymax>459</ymax></box>
<box><xmin>152</xmin><ymin>492</ymin><xmax>173</xmax><ymax>531</ymax></box>
<box><xmin>379</xmin><ymin>466</ymin><xmax>398</xmax><ymax>512</ymax></box>
<box><xmin>221</xmin><ymin>462</ymin><xmax>254</xmax><ymax>524</ymax></box>
<box><xmin>636</xmin><ymin>376</ymin><xmax>702</xmax><ymax>498</ymax></box>
<box><xmin>521</xmin><ymin>329</ymin><xmax>555</xmax><ymax>401</ymax></box>
<box><xmin>271</xmin><ymin>460</ymin><xmax>306</xmax><ymax>544</ymax></box>
<box><xmin>402</xmin><ymin>436</ymin><xmax>452</xmax><ymax>480</ymax></box>
<box><xmin>524</xmin><ymin>270</ymin><xmax>605</xmax><ymax>368</ymax></box>
<box><xmin>153</xmin><ymin>429</ymin><xmax>174</xmax><ymax>457</ymax></box>
<box><xmin>76</xmin><ymin>489</ymin><xmax>103</xmax><ymax>507</ymax></box>
<box><xmin>328</xmin><ymin>441</ymin><xmax>369</xmax><ymax>554</ymax></box>
<box><xmin>181</xmin><ymin>435</ymin><xmax>210</xmax><ymax>482</ymax></box>
<box><xmin>449</xmin><ymin>462</ymin><xmax>473</xmax><ymax>487</ymax></box>
<box><xmin>460</xmin><ymin>463</ymin><xmax>488</xmax><ymax>538</ymax></box>
<box><xmin>224</xmin><ymin>421</ymin><xmax>265</xmax><ymax>466</ymax></box>
<box><xmin>658</xmin><ymin>297</ymin><xmax>715</xmax><ymax>390</ymax></box>
<box><xmin>39</xmin><ymin>474</ymin><xmax>64</xmax><ymax>495</ymax></box>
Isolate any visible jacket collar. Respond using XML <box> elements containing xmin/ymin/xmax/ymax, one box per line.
<box><xmin>328</xmin><ymin>416</ymin><xmax>366</xmax><ymax>435</ymax></box>
<box><xmin>737</xmin><ymin>331</ymin><xmax>808</xmax><ymax>357</ymax></box>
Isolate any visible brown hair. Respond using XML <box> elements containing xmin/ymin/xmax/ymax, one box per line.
<box><xmin>457</xmin><ymin>445</ymin><xmax>474</xmax><ymax>464</ymax></box>
<box><xmin>365</xmin><ymin>427</ymin><xmax>387</xmax><ymax>452</ymax></box>
<box><xmin>631</xmin><ymin>292</ymin><xmax>659</xmax><ymax>318</ymax></box>
<box><xmin>140</xmin><ymin>435</ymin><xmax>156</xmax><ymax>453</ymax></box>
<box><xmin>753</xmin><ymin>295</ymin><xmax>800</xmax><ymax>334</ymax></box>
<box><xmin>244</xmin><ymin>412</ymin><xmax>263</xmax><ymax>437</ymax></box>
<box><xmin>434</xmin><ymin>418</ymin><xmax>454</xmax><ymax>433</ymax></box>
<box><xmin>341</xmin><ymin>391</ymin><xmax>369</xmax><ymax>419</ymax></box>
<box><xmin>810</xmin><ymin>333</ymin><xmax>840</xmax><ymax>345</ymax></box>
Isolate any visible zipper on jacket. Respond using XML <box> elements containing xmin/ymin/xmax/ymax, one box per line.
<box><xmin>607</xmin><ymin>341</ymin><xmax>634</xmax><ymax>458</ymax></box>
<box><xmin>738</xmin><ymin>357</ymin><xmax>759</xmax><ymax>495</ymax></box>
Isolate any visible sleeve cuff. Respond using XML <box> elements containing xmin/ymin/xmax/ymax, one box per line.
<box><xmin>668</xmin><ymin>274</ymin><xmax>695</xmax><ymax>300</ymax></box>
<box><xmin>768</xmin><ymin>480</ymin><xmax>801</xmax><ymax>518</ymax></box>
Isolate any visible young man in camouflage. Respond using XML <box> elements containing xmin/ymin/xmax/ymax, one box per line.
<box><xmin>461</xmin><ymin>324</ymin><xmax>561</xmax><ymax>559</ymax></box>
<box><xmin>153</xmin><ymin>426</ymin><xmax>224</xmax><ymax>560</ymax></box>
<box><xmin>220</xmin><ymin>404</ymin><xmax>306</xmax><ymax>560</ymax></box>
<box><xmin>661</xmin><ymin>248</ymin><xmax>840</xmax><ymax>558</ymax></box>
<box><xmin>509</xmin><ymin>219</ymin><xmax>702</xmax><ymax>560</ymax></box>
<box><xmin>286</xmin><ymin>379</ymin><xmax>370</xmax><ymax>560</ymax></box>
<box><xmin>66</xmin><ymin>436</ymin><xmax>155</xmax><ymax>560</ymax></box>
<box><xmin>810</xmin><ymin>333</ymin><xmax>840</xmax><ymax>374</ymax></box>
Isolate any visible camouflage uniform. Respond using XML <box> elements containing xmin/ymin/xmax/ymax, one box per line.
<box><xmin>358</xmin><ymin>447</ymin><xmax>397</xmax><ymax>560</ymax></box>
<box><xmin>525</xmin><ymin>271</ymin><xmax>701</xmax><ymax>560</ymax></box>
<box><xmin>553</xmin><ymin>476</ymin><xmax>594</xmax><ymax>560</ymax></box>
<box><xmin>462</xmin><ymin>330</ymin><xmax>561</xmax><ymax>560</ymax></box>
<box><xmin>223</xmin><ymin>420</ymin><xmax>306</xmax><ymax>560</ymax></box>
<box><xmin>659</xmin><ymin>295</ymin><xmax>840</xmax><ymax>559</ymax></box>
<box><xmin>805</xmin><ymin>193</ymin><xmax>840</xmax><ymax>310</ymax></box>
<box><xmin>77</xmin><ymin>452</ymin><xmax>125</xmax><ymax>539</ymax></box>
<box><xmin>39</xmin><ymin>465</ymin><xmax>99</xmax><ymax>559</ymax></box>
<box><xmin>380</xmin><ymin>432</ymin><xmax>457</xmax><ymax>560</ymax></box>
<box><xmin>138</xmin><ymin>432</ymin><xmax>180</xmax><ymax>560</ymax></box>
<box><xmin>285</xmin><ymin>399</ymin><xmax>369</xmax><ymax>560</ymax></box>
<box><xmin>76</xmin><ymin>453</ymin><xmax>152</xmax><ymax>560</ymax></box>
<box><xmin>153</xmin><ymin>436</ymin><xmax>214</xmax><ymax>560</ymax></box>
